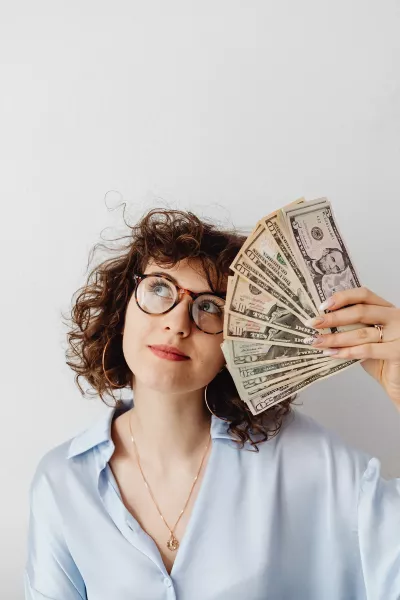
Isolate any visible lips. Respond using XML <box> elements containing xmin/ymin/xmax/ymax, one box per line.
<box><xmin>150</xmin><ymin>345</ymin><xmax>189</xmax><ymax>357</ymax></box>
<box><xmin>148</xmin><ymin>345</ymin><xmax>190</xmax><ymax>361</ymax></box>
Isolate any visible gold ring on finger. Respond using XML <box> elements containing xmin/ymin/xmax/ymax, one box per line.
<box><xmin>373</xmin><ymin>324</ymin><xmax>384</xmax><ymax>343</ymax></box>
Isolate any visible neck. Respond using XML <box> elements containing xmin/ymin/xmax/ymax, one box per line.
<box><xmin>122</xmin><ymin>382</ymin><xmax>212</xmax><ymax>474</ymax></box>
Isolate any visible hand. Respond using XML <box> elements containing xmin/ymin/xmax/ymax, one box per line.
<box><xmin>305</xmin><ymin>287</ymin><xmax>400</xmax><ymax>411</ymax></box>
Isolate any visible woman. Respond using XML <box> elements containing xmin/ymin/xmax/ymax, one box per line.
<box><xmin>24</xmin><ymin>208</ymin><xmax>400</xmax><ymax>599</ymax></box>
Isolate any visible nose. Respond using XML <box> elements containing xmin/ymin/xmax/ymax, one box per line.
<box><xmin>162</xmin><ymin>293</ymin><xmax>193</xmax><ymax>336</ymax></box>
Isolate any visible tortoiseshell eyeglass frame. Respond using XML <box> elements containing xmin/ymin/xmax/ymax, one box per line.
<box><xmin>132</xmin><ymin>273</ymin><xmax>226</xmax><ymax>335</ymax></box>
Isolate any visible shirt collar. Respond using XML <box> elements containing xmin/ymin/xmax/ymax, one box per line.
<box><xmin>67</xmin><ymin>397</ymin><xmax>241</xmax><ymax>460</ymax></box>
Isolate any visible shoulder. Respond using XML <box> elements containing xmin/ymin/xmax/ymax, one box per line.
<box><xmin>275</xmin><ymin>409</ymin><xmax>372</xmax><ymax>497</ymax></box>
<box><xmin>26</xmin><ymin>437</ymin><xmax>79</xmax><ymax>537</ymax></box>
<box><xmin>29</xmin><ymin>406</ymin><xmax>117</xmax><ymax>501</ymax></box>
<box><xmin>276</xmin><ymin>408</ymin><xmax>372</xmax><ymax>471</ymax></box>
<box><xmin>28</xmin><ymin>417</ymin><xmax>105</xmax><ymax>511</ymax></box>
<box><xmin>28</xmin><ymin>438</ymin><xmax>76</xmax><ymax>506</ymax></box>
<box><xmin>231</xmin><ymin>409</ymin><xmax>375</xmax><ymax>532</ymax></box>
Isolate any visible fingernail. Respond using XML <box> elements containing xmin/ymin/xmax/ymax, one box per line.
<box><xmin>322</xmin><ymin>348</ymin><xmax>339</xmax><ymax>356</ymax></box>
<box><xmin>304</xmin><ymin>317</ymin><xmax>325</xmax><ymax>328</ymax></box>
<box><xmin>319</xmin><ymin>297</ymin><xmax>335</xmax><ymax>311</ymax></box>
<box><xmin>303</xmin><ymin>336</ymin><xmax>318</xmax><ymax>345</ymax></box>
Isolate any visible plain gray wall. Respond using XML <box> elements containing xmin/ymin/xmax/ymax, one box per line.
<box><xmin>1</xmin><ymin>1</ymin><xmax>399</xmax><ymax>597</ymax></box>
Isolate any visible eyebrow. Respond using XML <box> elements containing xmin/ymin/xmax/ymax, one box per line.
<box><xmin>146</xmin><ymin>271</ymin><xmax>214</xmax><ymax>295</ymax></box>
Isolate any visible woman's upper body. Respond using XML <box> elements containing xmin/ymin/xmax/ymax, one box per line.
<box><xmin>24</xmin><ymin>208</ymin><xmax>400</xmax><ymax>599</ymax></box>
<box><xmin>24</xmin><ymin>397</ymin><xmax>400</xmax><ymax>600</ymax></box>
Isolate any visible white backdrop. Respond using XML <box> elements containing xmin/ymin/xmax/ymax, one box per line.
<box><xmin>1</xmin><ymin>1</ymin><xmax>400</xmax><ymax>597</ymax></box>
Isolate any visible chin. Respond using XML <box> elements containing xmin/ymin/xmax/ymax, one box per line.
<box><xmin>133</xmin><ymin>367</ymin><xmax>192</xmax><ymax>391</ymax></box>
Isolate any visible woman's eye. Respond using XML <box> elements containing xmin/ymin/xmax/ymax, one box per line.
<box><xmin>199</xmin><ymin>300</ymin><xmax>222</xmax><ymax>314</ymax></box>
<box><xmin>149</xmin><ymin>280</ymin><xmax>173</xmax><ymax>298</ymax></box>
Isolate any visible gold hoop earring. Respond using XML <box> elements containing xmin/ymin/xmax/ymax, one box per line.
<box><xmin>204</xmin><ymin>366</ymin><xmax>230</xmax><ymax>422</ymax></box>
<box><xmin>102</xmin><ymin>334</ymin><xmax>126</xmax><ymax>389</ymax></box>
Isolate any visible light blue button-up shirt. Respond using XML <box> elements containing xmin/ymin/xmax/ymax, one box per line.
<box><xmin>24</xmin><ymin>398</ymin><xmax>400</xmax><ymax>599</ymax></box>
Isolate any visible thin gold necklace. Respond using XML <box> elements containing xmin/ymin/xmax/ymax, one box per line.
<box><xmin>128</xmin><ymin>412</ymin><xmax>211</xmax><ymax>552</ymax></box>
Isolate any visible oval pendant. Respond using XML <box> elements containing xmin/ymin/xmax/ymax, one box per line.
<box><xmin>167</xmin><ymin>534</ymin><xmax>179</xmax><ymax>551</ymax></box>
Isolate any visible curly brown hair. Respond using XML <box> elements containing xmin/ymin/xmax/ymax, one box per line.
<box><xmin>63</xmin><ymin>207</ymin><xmax>298</xmax><ymax>451</ymax></box>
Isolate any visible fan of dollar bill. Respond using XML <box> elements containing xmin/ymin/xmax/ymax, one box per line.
<box><xmin>221</xmin><ymin>197</ymin><xmax>365</xmax><ymax>416</ymax></box>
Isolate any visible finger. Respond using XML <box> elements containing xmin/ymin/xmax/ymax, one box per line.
<box><xmin>308</xmin><ymin>326</ymin><xmax>384</xmax><ymax>349</ymax></box>
<box><xmin>317</xmin><ymin>339</ymin><xmax>400</xmax><ymax>361</ymax></box>
<box><xmin>319</xmin><ymin>287</ymin><xmax>395</xmax><ymax>312</ymax></box>
<box><xmin>305</xmin><ymin>304</ymin><xmax>398</xmax><ymax>329</ymax></box>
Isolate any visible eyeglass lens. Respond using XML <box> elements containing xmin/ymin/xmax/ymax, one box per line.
<box><xmin>136</xmin><ymin>275</ymin><xmax>225</xmax><ymax>333</ymax></box>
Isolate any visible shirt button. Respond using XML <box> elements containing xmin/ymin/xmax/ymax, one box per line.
<box><xmin>164</xmin><ymin>577</ymin><xmax>172</xmax><ymax>587</ymax></box>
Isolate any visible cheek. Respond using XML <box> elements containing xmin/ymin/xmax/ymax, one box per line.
<box><xmin>198</xmin><ymin>336</ymin><xmax>225</xmax><ymax>372</ymax></box>
<box><xmin>122</xmin><ymin>300</ymin><xmax>153</xmax><ymax>363</ymax></box>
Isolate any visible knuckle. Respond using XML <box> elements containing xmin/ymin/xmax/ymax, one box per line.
<box><xmin>356</xmin><ymin>327</ymin><xmax>370</xmax><ymax>341</ymax></box>
<box><xmin>346</xmin><ymin>346</ymin><xmax>358</xmax><ymax>359</ymax></box>
<box><xmin>327</xmin><ymin>311</ymin><xmax>336</xmax><ymax>326</ymax></box>
<box><xmin>358</xmin><ymin>344</ymin><xmax>370</xmax><ymax>359</ymax></box>
<box><xmin>355</xmin><ymin>305</ymin><xmax>365</xmax><ymax>319</ymax></box>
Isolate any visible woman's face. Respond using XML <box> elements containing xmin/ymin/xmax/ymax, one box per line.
<box><xmin>122</xmin><ymin>258</ymin><xmax>226</xmax><ymax>394</ymax></box>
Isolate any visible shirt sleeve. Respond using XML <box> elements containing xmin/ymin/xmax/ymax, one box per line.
<box><xmin>24</xmin><ymin>461</ymin><xmax>87</xmax><ymax>600</ymax></box>
<box><xmin>357</xmin><ymin>456</ymin><xmax>400</xmax><ymax>598</ymax></box>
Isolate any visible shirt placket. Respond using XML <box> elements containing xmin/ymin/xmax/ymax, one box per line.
<box><xmin>96</xmin><ymin>444</ymin><xmax>178</xmax><ymax>598</ymax></box>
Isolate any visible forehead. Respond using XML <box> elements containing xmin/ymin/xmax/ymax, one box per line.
<box><xmin>144</xmin><ymin>259</ymin><xmax>216</xmax><ymax>294</ymax></box>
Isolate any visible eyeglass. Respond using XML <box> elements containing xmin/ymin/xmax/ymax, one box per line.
<box><xmin>132</xmin><ymin>273</ymin><xmax>226</xmax><ymax>334</ymax></box>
